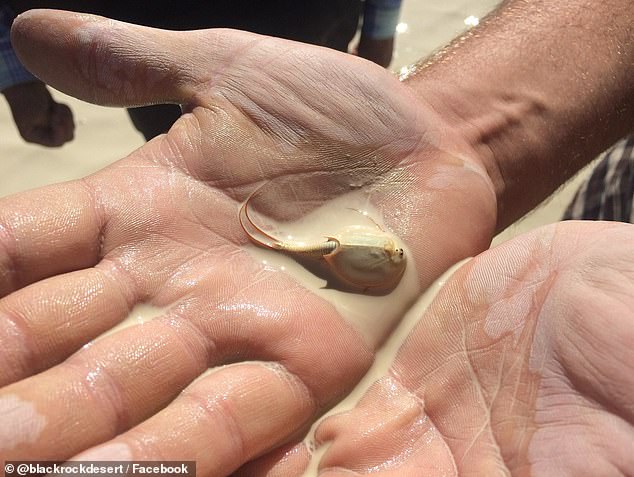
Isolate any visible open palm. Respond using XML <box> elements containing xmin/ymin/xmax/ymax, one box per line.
<box><xmin>242</xmin><ymin>222</ymin><xmax>634</xmax><ymax>475</ymax></box>
<box><xmin>2</xmin><ymin>9</ymin><xmax>497</xmax><ymax>474</ymax></box>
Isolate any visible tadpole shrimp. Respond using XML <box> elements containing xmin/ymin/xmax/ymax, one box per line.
<box><xmin>239</xmin><ymin>188</ymin><xmax>407</xmax><ymax>290</ymax></box>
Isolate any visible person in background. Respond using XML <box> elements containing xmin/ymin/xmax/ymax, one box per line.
<box><xmin>564</xmin><ymin>134</ymin><xmax>634</xmax><ymax>223</ymax></box>
<box><xmin>357</xmin><ymin>0</ymin><xmax>401</xmax><ymax>67</ymax></box>
<box><xmin>1</xmin><ymin>0</ymin><xmax>403</xmax><ymax>145</ymax></box>
<box><xmin>0</xmin><ymin>2</ymin><xmax>73</xmax><ymax>146</ymax></box>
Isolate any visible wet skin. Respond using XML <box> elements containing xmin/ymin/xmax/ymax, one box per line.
<box><xmin>253</xmin><ymin>222</ymin><xmax>633</xmax><ymax>476</ymax></box>
<box><xmin>0</xmin><ymin>10</ymin><xmax>631</xmax><ymax>476</ymax></box>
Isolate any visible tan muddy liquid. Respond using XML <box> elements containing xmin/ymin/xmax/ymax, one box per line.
<box><xmin>242</xmin><ymin>191</ymin><xmax>421</xmax><ymax>349</ymax></box>
<box><xmin>299</xmin><ymin>260</ymin><xmax>467</xmax><ymax>476</ymax></box>
<box><xmin>94</xmin><ymin>303</ymin><xmax>169</xmax><ymax>342</ymax></box>
<box><xmin>96</xmin><ymin>192</ymin><xmax>420</xmax><ymax>350</ymax></box>
<box><xmin>91</xmin><ymin>193</ymin><xmax>462</xmax><ymax>476</ymax></box>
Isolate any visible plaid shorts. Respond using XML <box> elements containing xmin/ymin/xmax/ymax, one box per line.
<box><xmin>564</xmin><ymin>134</ymin><xmax>634</xmax><ymax>223</ymax></box>
<box><xmin>0</xmin><ymin>3</ymin><xmax>37</xmax><ymax>91</ymax></box>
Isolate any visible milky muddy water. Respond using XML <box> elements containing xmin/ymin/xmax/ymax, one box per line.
<box><xmin>86</xmin><ymin>223</ymin><xmax>464</xmax><ymax>476</ymax></box>
<box><xmin>93</xmin><ymin>303</ymin><xmax>170</xmax><ymax>341</ymax></box>
<box><xmin>241</xmin><ymin>190</ymin><xmax>420</xmax><ymax>348</ymax></box>
<box><xmin>90</xmin><ymin>186</ymin><xmax>420</xmax><ymax>350</ymax></box>
<box><xmin>299</xmin><ymin>260</ymin><xmax>467</xmax><ymax>476</ymax></box>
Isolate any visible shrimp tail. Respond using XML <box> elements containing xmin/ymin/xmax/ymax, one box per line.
<box><xmin>345</xmin><ymin>207</ymin><xmax>384</xmax><ymax>231</ymax></box>
<box><xmin>239</xmin><ymin>191</ymin><xmax>283</xmax><ymax>250</ymax></box>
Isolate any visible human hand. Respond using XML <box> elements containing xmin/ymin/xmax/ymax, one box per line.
<box><xmin>2</xmin><ymin>80</ymin><xmax>74</xmax><ymax>147</ymax></box>
<box><xmin>1</xmin><ymin>9</ymin><xmax>495</xmax><ymax>472</ymax></box>
<box><xmin>355</xmin><ymin>35</ymin><xmax>395</xmax><ymax>68</ymax></box>
<box><xmin>238</xmin><ymin>221</ymin><xmax>634</xmax><ymax>475</ymax></box>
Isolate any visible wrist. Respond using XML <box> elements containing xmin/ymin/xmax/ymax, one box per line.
<box><xmin>404</xmin><ymin>74</ymin><xmax>544</xmax><ymax>230</ymax></box>
<box><xmin>402</xmin><ymin>0</ymin><xmax>634</xmax><ymax>230</ymax></box>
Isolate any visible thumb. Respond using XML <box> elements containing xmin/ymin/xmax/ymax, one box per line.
<box><xmin>11</xmin><ymin>9</ymin><xmax>251</xmax><ymax>108</ymax></box>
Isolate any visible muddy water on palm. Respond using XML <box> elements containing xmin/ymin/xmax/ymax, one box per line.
<box><xmin>242</xmin><ymin>191</ymin><xmax>421</xmax><ymax>349</ymax></box>
<box><xmin>300</xmin><ymin>260</ymin><xmax>467</xmax><ymax>476</ymax></box>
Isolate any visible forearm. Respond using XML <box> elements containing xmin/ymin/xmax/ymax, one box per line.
<box><xmin>405</xmin><ymin>0</ymin><xmax>634</xmax><ymax>230</ymax></box>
